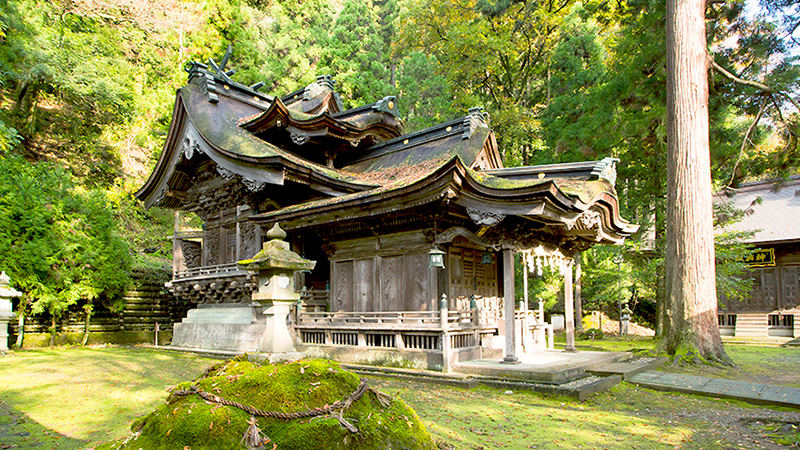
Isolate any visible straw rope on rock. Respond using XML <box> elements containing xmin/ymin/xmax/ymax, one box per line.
<box><xmin>169</xmin><ymin>378</ymin><xmax>392</xmax><ymax>433</ymax></box>
<box><xmin>96</xmin><ymin>358</ymin><xmax>436</xmax><ymax>450</ymax></box>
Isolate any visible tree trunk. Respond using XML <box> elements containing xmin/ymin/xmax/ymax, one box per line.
<box><xmin>81</xmin><ymin>302</ymin><xmax>92</xmax><ymax>346</ymax></box>
<box><xmin>49</xmin><ymin>315</ymin><xmax>56</xmax><ymax>347</ymax></box>
<box><xmin>575</xmin><ymin>252</ymin><xmax>583</xmax><ymax>332</ymax></box>
<box><xmin>653</xmin><ymin>159</ymin><xmax>667</xmax><ymax>338</ymax></box>
<box><xmin>15</xmin><ymin>298</ymin><xmax>26</xmax><ymax>349</ymax></box>
<box><xmin>664</xmin><ymin>0</ymin><xmax>731</xmax><ymax>364</ymax></box>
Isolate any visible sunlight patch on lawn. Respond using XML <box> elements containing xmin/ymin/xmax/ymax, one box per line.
<box><xmin>0</xmin><ymin>347</ymin><xmax>211</xmax><ymax>443</ymax></box>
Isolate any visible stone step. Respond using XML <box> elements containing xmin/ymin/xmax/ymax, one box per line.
<box><xmin>587</xmin><ymin>356</ymin><xmax>668</xmax><ymax>380</ymax></box>
<box><xmin>343</xmin><ymin>363</ymin><xmax>622</xmax><ymax>402</ymax></box>
<box><xmin>452</xmin><ymin>351</ymin><xmax>631</xmax><ymax>384</ymax></box>
<box><xmin>479</xmin><ymin>374</ymin><xmax>623</xmax><ymax>402</ymax></box>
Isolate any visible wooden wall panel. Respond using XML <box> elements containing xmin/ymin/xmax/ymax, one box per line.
<box><xmin>333</xmin><ymin>261</ymin><xmax>353</xmax><ymax>312</ymax></box>
<box><xmin>405</xmin><ymin>253</ymin><xmax>430</xmax><ymax>311</ymax></box>
<box><xmin>353</xmin><ymin>259</ymin><xmax>374</xmax><ymax>312</ymax></box>
<box><xmin>781</xmin><ymin>266</ymin><xmax>799</xmax><ymax>309</ymax></box>
<box><xmin>382</xmin><ymin>256</ymin><xmax>403</xmax><ymax>312</ymax></box>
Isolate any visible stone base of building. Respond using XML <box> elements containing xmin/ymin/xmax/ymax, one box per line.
<box><xmin>171</xmin><ymin>304</ymin><xmax>264</xmax><ymax>352</ymax></box>
<box><xmin>171</xmin><ymin>322</ymin><xmax>263</xmax><ymax>352</ymax></box>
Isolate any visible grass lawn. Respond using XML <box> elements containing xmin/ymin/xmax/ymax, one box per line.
<box><xmin>0</xmin><ymin>346</ymin><xmax>213</xmax><ymax>449</ymax></box>
<box><xmin>0</xmin><ymin>344</ymin><xmax>798</xmax><ymax>449</ymax></box>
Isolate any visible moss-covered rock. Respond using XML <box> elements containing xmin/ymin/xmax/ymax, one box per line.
<box><xmin>96</xmin><ymin>357</ymin><xmax>436</xmax><ymax>450</ymax></box>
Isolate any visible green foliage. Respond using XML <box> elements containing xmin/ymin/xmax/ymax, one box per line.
<box><xmin>395</xmin><ymin>51</ymin><xmax>462</xmax><ymax>132</ymax></box>
<box><xmin>0</xmin><ymin>156</ymin><xmax>131</xmax><ymax>329</ymax></box>
<box><xmin>579</xmin><ymin>328</ymin><xmax>604</xmax><ymax>340</ymax></box>
<box><xmin>320</xmin><ymin>0</ymin><xmax>393</xmax><ymax>108</ymax></box>
<box><xmin>514</xmin><ymin>253</ymin><xmax>563</xmax><ymax>311</ymax></box>
<box><xmin>396</xmin><ymin>0</ymin><xmax>569</xmax><ymax>165</ymax></box>
<box><xmin>542</xmin><ymin>3</ymin><xmax>612</xmax><ymax>158</ymax></box>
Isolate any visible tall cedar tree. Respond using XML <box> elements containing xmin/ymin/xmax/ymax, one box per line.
<box><xmin>664</xmin><ymin>0</ymin><xmax>731</xmax><ymax>364</ymax></box>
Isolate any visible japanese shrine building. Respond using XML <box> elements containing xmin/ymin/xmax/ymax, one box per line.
<box><xmin>137</xmin><ymin>58</ymin><xmax>638</xmax><ymax>369</ymax></box>
<box><xmin>716</xmin><ymin>177</ymin><xmax>800</xmax><ymax>339</ymax></box>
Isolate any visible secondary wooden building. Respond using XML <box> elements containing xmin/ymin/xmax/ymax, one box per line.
<box><xmin>716</xmin><ymin>177</ymin><xmax>800</xmax><ymax>339</ymax></box>
<box><xmin>137</xmin><ymin>55</ymin><xmax>637</xmax><ymax>369</ymax></box>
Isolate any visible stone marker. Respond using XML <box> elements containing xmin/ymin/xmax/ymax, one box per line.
<box><xmin>238</xmin><ymin>223</ymin><xmax>315</xmax><ymax>353</ymax></box>
<box><xmin>0</xmin><ymin>271</ymin><xmax>22</xmax><ymax>352</ymax></box>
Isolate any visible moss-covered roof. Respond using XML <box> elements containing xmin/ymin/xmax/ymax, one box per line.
<box><xmin>179</xmin><ymin>82</ymin><xmax>374</xmax><ymax>187</ymax></box>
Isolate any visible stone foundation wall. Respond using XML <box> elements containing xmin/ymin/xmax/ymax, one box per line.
<box><xmin>8</xmin><ymin>267</ymin><xmax>190</xmax><ymax>348</ymax></box>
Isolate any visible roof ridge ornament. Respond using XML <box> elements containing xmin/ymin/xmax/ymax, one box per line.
<box><xmin>373</xmin><ymin>96</ymin><xmax>399</xmax><ymax>117</ymax></box>
<box><xmin>184</xmin><ymin>45</ymin><xmax>270</xmax><ymax>101</ymax></box>
<box><xmin>315</xmin><ymin>75</ymin><xmax>336</xmax><ymax>91</ymax></box>
<box><xmin>462</xmin><ymin>107</ymin><xmax>489</xmax><ymax>140</ymax></box>
<box><xmin>590</xmin><ymin>157</ymin><xmax>619</xmax><ymax>186</ymax></box>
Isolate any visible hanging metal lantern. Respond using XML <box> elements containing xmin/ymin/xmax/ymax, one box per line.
<box><xmin>481</xmin><ymin>251</ymin><xmax>493</xmax><ymax>265</ymax></box>
<box><xmin>428</xmin><ymin>246</ymin><xmax>446</xmax><ymax>269</ymax></box>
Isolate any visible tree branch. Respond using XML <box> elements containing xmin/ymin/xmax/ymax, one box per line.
<box><xmin>769</xmin><ymin>95</ymin><xmax>799</xmax><ymax>139</ymax></box>
<box><xmin>707</xmin><ymin>55</ymin><xmax>774</xmax><ymax>93</ymax></box>
<box><xmin>727</xmin><ymin>95</ymin><xmax>768</xmax><ymax>187</ymax></box>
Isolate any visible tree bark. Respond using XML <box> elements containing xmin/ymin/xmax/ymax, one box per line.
<box><xmin>664</xmin><ymin>0</ymin><xmax>731</xmax><ymax>364</ymax></box>
<box><xmin>49</xmin><ymin>315</ymin><xmax>56</xmax><ymax>347</ymax></box>
<box><xmin>81</xmin><ymin>302</ymin><xmax>92</xmax><ymax>346</ymax></box>
<box><xmin>15</xmin><ymin>298</ymin><xmax>26</xmax><ymax>349</ymax></box>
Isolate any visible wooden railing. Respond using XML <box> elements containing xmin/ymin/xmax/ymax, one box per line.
<box><xmin>515</xmin><ymin>308</ymin><xmax>554</xmax><ymax>350</ymax></box>
<box><xmin>174</xmin><ymin>263</ymin><xmax>244</xmax><ymax>279</ymax></box>
<box><xmin>299</xmin><ymin>289</ymin><xmax>329</xmax><ymax>312</ymax></box>
<box><xmin>298</xmin><ymin>311</ymin><xmax>443</xmax><ymax>328</ymax></box>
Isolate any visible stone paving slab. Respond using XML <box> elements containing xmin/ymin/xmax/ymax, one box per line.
<box><xmin>629</xmin><ymin>370</ymin><xmax>800</xmax><ymax>409</ymax></box>
<box><xmin>453</xmin><ymin>350</ymin><xmax>630</xmax><ymax>383</ymax></box>
<box><xmin>587</xmin><ymin>356</ymin><xmax>668</xmax><ymax>380</ymax></box>
<box><xmin>757</xmin><ymin>385</ymin><xmax>800</xmax><ymax>405</ymax></box>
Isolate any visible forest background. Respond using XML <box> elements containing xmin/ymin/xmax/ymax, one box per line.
<box><xmin>0</xmin><ymin>0</ymin><xmax>797</xmax><ymax>338</ymax></box>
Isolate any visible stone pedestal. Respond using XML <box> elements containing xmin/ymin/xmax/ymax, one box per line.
<box><xmin>0</xmin><ymin>272</ymin><xmax>22</xmax><ymax>352</ymax></box>
<box><xmin>0</xmin><ymin>307</ymin><xmax>13</xmax><ymax>352</ymax></box>
<box><xmin>255</xmin><ymin>298</ymin><xmax>295</xmax><ymax>353</ymax></box>
<box><xmin>238</xmin><ymin>224</ymin><xmax>315</xmax><ymax>354</ymax></box>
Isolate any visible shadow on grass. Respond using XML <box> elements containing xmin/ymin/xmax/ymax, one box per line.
<box><xmin>0</xmin><ymin>397</ymin><xmax>87</xmax><ymax>450</ymax></box>
<box><xmin>0</xmin><ymin>347</ymin><xmax>215</xmax><ymax>448</ymax></box>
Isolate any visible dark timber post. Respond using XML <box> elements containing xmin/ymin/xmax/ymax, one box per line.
<box><xmin>502</xmin><ymin>249</ymin><xmax>519</xmax><ymax>363</ymax></box>
<box><xmin>565</xmin><ymin>260</ymin><xmax>577</xmax><ymax>352</ymax></box>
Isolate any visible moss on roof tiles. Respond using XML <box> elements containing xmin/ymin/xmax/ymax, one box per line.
<box><xmin>344</xmin><ymin>125</ymin><xmax>489</xmax><ymax>173</ymax></box>
<box><xmin>181</xmin><ymin>83</ymin><xmax>371</xmax><ymax>186</ymax></box>
<box><xmin>555</xmin><ymin>178</ymin><xmax>615</xmax><ymax>204</ymax></box>
<box><xmin>468</xmin><ymin>169</ymin><xmax>549</xmax><ymax>190</ymax></box>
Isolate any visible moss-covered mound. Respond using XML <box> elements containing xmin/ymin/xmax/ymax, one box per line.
<box><xmin>97</xmin><ymin>357</ymin><xmax>436</xmax><ymax>450</ymax></box>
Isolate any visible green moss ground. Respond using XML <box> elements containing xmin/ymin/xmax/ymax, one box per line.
<box><xmin>0</xmin><ymin>346</ymin><xmax>211</xmax><ymax>449</ymax></box>
<box><xmin>2</xmin><ymin>345</ymin><xmax>798</xmax><ymax>449</ymax></box>
<box><xmin>97</xmin><ymin>358</ymin><xmax>436</xmax><ymax>450</ymax></box>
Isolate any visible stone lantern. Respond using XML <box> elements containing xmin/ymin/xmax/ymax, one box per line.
<box><xmin>620</xmin><ymin>305</ymin><xmax>633</xmax><ymax>336</ymax></box>
<box><xmin>238</xmin><ymin>223</ymin><xmax>315</xmax><ymax>353</ymax></box>
<box><xmin>0</xmin><ymin>271</ymin><xmax>22</xmax><ymax>352</ymax></box>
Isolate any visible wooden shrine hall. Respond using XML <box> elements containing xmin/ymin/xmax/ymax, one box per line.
<box><xmin>137</xmin><ymin>54</ymin><xmax>638</xmax><ymax>371</ymax></box>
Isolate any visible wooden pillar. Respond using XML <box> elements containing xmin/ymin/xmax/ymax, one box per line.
<box><xmin>575</xmin><ymin>252</ymin><xmax>583</xmax><ymax>332</ymax></box>
<box><xmin>172</xmin><ymin>210</ymin><xmax>184</xmax><ymax>276</ymax></box>
<box><xmin>502</xmin><ymin>249</ymin><xmax>519</xmax><ymax>363</ymax></box>
<box><xmin>565</xmin><ymin>260</ymin><xmax>577</xmax><ymax>352</ymax></box>
<box><xmin>523</xmin><ymin>252</ymin><xmax>529</xmax><ymax>310</ymax></box>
